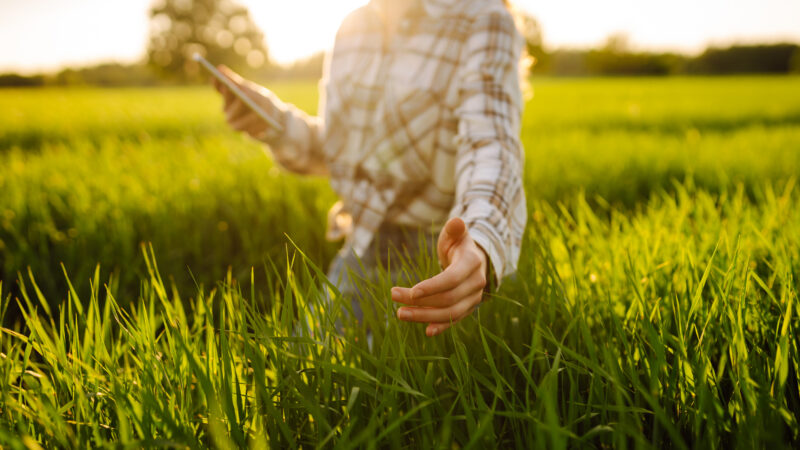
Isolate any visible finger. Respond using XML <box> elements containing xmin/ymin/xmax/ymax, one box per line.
<box><xmin>410</xmin><ymin>250</ymin><xmax>481</xmax><ymax>299</ymax></box>
<box><xmin>427</xmin><ymin>321</ymin><xmax>457</xmax><ymax>337</ymax></box>
<box><xmin>405</xmin><ymin>270</ymin><xmax>485</xmax><ymax>308</ymax></box>
<box><xmin>426</xmin><ymin>297</ymin><xmax>481</xmax><ymax>336</ymax></box>
<box><xmin>217</xmin><ymin>65</ymin><xmax>262</xmax><ymax>99</ymax></box>
<box><xmin>217</xmin><ymin>64</ymin><xmax>244</xmax><ymax>85</ymax></box>
<box><xmin>220</xmin><ymin>86</ymin><xmax>239</xmax><ymax>110</ymax></box>
<box><xmin>215</xmin><ymin>66</ymin><xmax>250</xmax><ymax>106</ymax></box>
<box><xmin>437</xmin><ymin>217</ymin><xmax>467</xmax><ymax>267</ymax></box>
<box><xmin>229</xmin><ymin>113</ymin><xmax>266</xmax><ymax>135</ymax></box>
<box><xmin>393</xmin><ymin>268</ymin><xmax>483</xmax><ymax>307</ymax></box>
<box><xmin>212</xmin><ymin>68</ymin><xmax>240</xmax><ymax>98</ymax></box>
<box><xmin>224</xmin><ymin>97</ymin><xmax>252</xmax><ymax>122</ymax></box>
<box><xmin>213</xmin><ymin>76</ymin><xmax>232</xmax><ymax>96</ymax></box>
<box><xmin>391</xmin><ymin>287</ymin><xmax>413</xmax><ymax>305</ymax></box>
<box><xmin>213</xmin><ymin>79</ymin><xmax>237</xmax><ymax>106</ymax></box>
<box><xmin>396</xmin><ymin>291</ymin><xmax>482</xmax><ymax>323</ymax></box>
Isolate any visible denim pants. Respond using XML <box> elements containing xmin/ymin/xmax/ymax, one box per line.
<box><xmin>326</xmin><ymin>224</ymin><xmax>437</xmax><ymax>323</ymax></box>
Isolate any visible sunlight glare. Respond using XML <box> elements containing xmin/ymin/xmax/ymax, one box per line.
<box><xmin>242</xmin><ymin>0</ymin><xmax>369</xmax><ymax>65</ymax></box>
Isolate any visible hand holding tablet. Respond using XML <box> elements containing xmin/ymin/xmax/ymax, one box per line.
<box><xmin>193</xmin><ymin>53</ymin><xmax>285</xmax><ymax>135</ymax></box>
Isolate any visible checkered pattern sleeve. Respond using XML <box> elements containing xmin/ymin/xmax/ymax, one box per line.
<box><xmin>258</xmin><ymin>80</ymin><xmax>329</xmax><ymax>176</ymax></box>
<box><xmin>451</xmin><ymin>9</ymin><xmax>527</xmax><ymax>286</ymax></box>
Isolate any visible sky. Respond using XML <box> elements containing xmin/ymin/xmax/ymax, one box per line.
<box><xmin>1</xmin><ymin>0</ymin><xmax>800</xmax><ymax>73</ymax></box>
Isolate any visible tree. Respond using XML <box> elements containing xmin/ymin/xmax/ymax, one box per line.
<box><xmin>792</xmin><ymin>48</ymin><xmax>800</xmax><ymax>74</ymax></box>
<box><xmin>516</xmin><ymin>11</ymin><xmax>548</xmax><ymax>72</ymax></box>
<box><xmin>147</xmin><ymin>0</ymin><xmax>270</xmax><ymax>82</ymax></box>
<box><xmin>0</xmin><ymin>73</ymin><xmax>45</xmax><ymax>88</ymax></box>
<box><xmin>689</xmin><ymin>43</ymin><xmax>799</xmax><ymax>74</ymax></box>
<box><xmin>583</xmin><ymin>33</ymin><xmax>684</xmax><ymax>76</ymax></box>
<box><xmin>602</xmin><ymin>33</ymin><xmax>631</xmax><ymax>54</ymax></box>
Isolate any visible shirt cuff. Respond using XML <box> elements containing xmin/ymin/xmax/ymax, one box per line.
<box><xmin>256</xmin><ymin>105</ymin><xmax>290</xmax><ymax>144</ymax></box>
<box><xmin>250</xmin><ymin>87</ymin><xmax>291</xmax><ymax>144</ymax></box>
<box><xmin>466</xmin><ymin>226</ymin><xmax>504</xmax><ymax>290</ymax></box>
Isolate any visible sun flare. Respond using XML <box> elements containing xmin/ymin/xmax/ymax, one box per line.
<box><xmin>242</xmin><ymin>0</ymin><xmax>369</xmax><ymax>65</ymax></box>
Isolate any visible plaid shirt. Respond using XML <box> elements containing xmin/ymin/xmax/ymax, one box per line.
<box><xmin>262</xmin><ymin>0</ymin><xmax>527</xmax><ymax>284</ymax></box>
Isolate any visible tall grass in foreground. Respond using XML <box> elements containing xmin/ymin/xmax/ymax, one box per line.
<box><xmin>2</xmin><ymin>182</ymin><xmax>798</xmax><ymax>448</ymax></box>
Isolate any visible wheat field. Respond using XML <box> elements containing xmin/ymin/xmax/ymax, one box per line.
<box><xmin>1</xmin><ymin>76</ymin><xmax>799</xmax><ymax>448</ymax></box>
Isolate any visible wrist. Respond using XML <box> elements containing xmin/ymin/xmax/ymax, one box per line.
<box><xmin>256</xmin><ymin>106</ymin><xmax>289</xmax><ymax>143</ymax></box>
<box><xmin>471</xmin><ymin>242</ymin><xmax>494</xmax><ymax>293</ymax></box>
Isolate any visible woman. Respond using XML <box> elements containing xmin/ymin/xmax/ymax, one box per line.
<box><xmin>213</xmin><ymin>0</ymin><xmax>527</xmax><ymax>337</ymax></box>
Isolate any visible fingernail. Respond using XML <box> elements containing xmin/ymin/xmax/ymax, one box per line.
<box><xmin>397</xmin><ymin>309</ymin><xmax>411</xmax><ymax>320</ymax></box>
<box><xmin>427</xmin><ymin>326</ymin><xmax>438</xmax><ymax>337</ymax></box>
<box><xmin>391</xmin><ymin>287</ymin><xmax>400</xmax><ymax>300</ymax></box>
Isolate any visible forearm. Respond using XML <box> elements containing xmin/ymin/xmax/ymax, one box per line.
<box><xmin>259</xmin><ymin>96</ymin><xmax>328</xmax><ymax>176</ymax></box>
<box><xmin>451</xmin><ymin>141</ymin><xmax>526</xmax><ymax>286</ymax></box>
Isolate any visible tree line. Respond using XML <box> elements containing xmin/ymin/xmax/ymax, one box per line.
<box><xmin>2</xmin><ymin>0</ymin><xmax>799</xmax><ymax>88</ymax></box>
<box><xmin>529</xmin><ymin>37</ymin><xmax>800</xmax><ymax>76</ymax></box>
<box><xmin>3</xmin><ymin>41</ymin><xmax>797</xmax><ymax>88</ymax></box>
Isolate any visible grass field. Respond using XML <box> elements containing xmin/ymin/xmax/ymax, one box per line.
<box><xmin>1</xmin><ymin>76</ymin><xmax>800</xmax><ymax>448</ymax></box>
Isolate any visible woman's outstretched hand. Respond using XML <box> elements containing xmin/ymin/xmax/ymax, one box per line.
<box><xmin>212</xmin><ymin>65</ymin><xmax>282</xmax><ymax>141</ymax></box>
<box><xmin>391</xmin><ymin>217</ymin><xmax>488</xmax><ymax>337</ymax></box>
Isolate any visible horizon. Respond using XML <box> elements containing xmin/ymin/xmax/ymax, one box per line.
<box><xmin>2</xmin><ymin>0</ymin><xmax>800</xmax><ymax>74</ymax></box>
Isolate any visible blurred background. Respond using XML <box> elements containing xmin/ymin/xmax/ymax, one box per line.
<box><xmin>2</xmin><ymin>0</ymin><xmax>800</xmax><ymax>85</ymax></box>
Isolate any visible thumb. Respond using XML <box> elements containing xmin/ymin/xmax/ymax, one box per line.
<box><xmin>217</xmin><ymin>65</ymin><xmax>252</xmax><ymax>92</ymax></box>
<box><xmin>437</xmin><ymin>217</ymin><xmax>468</xmax><ymax>268</ymax></box>
<box><xmin>217</xmin><ymin>64</ymin><xmax>241</xmax><ymax>83</ymax></box>
<box><xmin>216</xmin><ymin>65</ymin><xmax>261</xmax><ymax>99</ymax></box>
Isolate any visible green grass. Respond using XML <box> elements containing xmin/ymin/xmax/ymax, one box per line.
<box><xmin>1</xmin><ymin>76</ymin><xmax>800</xmax><ymax>448</ymax></box>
